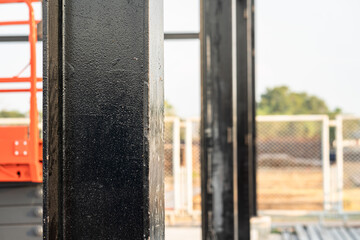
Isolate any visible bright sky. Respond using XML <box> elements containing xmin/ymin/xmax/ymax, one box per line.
<box><xmin>0</xmin><ymin>0</ymin><xmax>359</xmax><ymax>117</ymax></box>
<box><xmin>257</xmin><ymin>0</ymin><xmax>360</xmax><ymax>115</ymax></box>
<box><xmin>0</xmin><ymin>2</ymin><xmax>42</xmax><ymax>113</ymax></box>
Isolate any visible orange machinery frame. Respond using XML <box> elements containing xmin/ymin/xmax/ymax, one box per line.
<box><xmin>0</xmin><ymin>0</ymin><xmax>42</xmax><ymax>182</ymax></box>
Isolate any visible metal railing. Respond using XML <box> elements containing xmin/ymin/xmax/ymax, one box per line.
<box><xmin>163</xmin><ymin>115</ymin><xmax>360</xmax><ymax>222</ymax></box>
<box><xmin>0</xmin><ymin>0</ymin><xmax>43</xmax><ymax>183</ymax></box>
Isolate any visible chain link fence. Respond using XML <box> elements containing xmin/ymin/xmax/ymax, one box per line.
<box><xmin>257</xmin><ymin>115</ymin><xmax>329</xmax><ymax>211</ymax></box>
<box><xmin>164</xmin><ymin>115</ymin><xmax>360</xmax><ymax>221</ymax></box>
<box><xmin>164</xmin><ymin>117</ymin><xmax>180</xmax><ymax>211</ymax></box>
<box><xmin>163</xmin><ymin>114</ymin><xmax>360</xmax><ymax>223</ymax></box>
<box><xmin>191</xmin><ymin>119</ymin><xmax>201</xmax><ymax>212</ymax></box>
<box><xmin>164</xmin><ymin>117</ymin><xmax>201</xmax><ymax>224</ymax></box>
<box><xmin>338</xmin><ymin>116</ymin><xmax>360</xmax><ymax>211</ymax></box>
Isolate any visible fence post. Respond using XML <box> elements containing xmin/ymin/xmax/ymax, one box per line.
<box><xmin>322</xmin><ymin>116</ymin><xmax>331</xmax><ymax>211</ymax></box>
<box><xmin>185</xmin><ymin>119</ymin><xmax>194</xmax><ymax>214</ymax></box>
<box><xmin>173</xmin><ymin>117</ymin><xmax>181</xmax><ymax>212</ymax></box>
<box><xmin>336</xmin><ymin>115</ymin><xmax>344</xmax><ymax>212</ymax></box>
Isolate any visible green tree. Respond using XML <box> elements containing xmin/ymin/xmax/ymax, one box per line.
<box><xmin>0</xmin><ymin>110</ymin><xmax>26</xmax><ymax>118</ymax></box>
<box><xmin>165</xmin><ymin>100</ymin><xmax>176</xmax><ymax>116</ymax></box>
<box><xmin>257</xmin><ymin>86</ymin><xmax>340</xmax><ymax>117</ymax></box>
<box><xmin>257</xmin><ymin>86</ymin><xmax>342</xmax><ymax>140</ymax></box>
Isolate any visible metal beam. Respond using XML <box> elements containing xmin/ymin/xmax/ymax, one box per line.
<box><xmin>164</xmin><ymin>33</ymin><xmax>199</xmax><ymax>40</ymax></box>
<box><xmin>201</xmin><ymin>0</ymin><xmax>256</xmax><ymax>239</ymax></box>
<box><xmin>236</xmin><ymin>0</ymin><xmax>256</xmax><ymax>238</ymax></box>
<box><xmin>201</xmin><ymin>0</ymin><xmax>235</xmax><ymax>239</ymax></box>
<box><xmin>0</xmin><ymin>36</ymin><xmax>35</xmax><ymax>42</ymax></box>
<box><xmin>0</xmin><ymin>33</ymin><xmax>197</xmax><ymax>43</ymax></box>
<box><xmin>43</xmin><ymin>0</ymin><xmax>164</xmax><ymax>239</ymax></box>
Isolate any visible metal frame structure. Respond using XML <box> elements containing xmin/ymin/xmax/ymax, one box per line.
<box><xmin>235</xmin><ymin>1</ymin><xmax>257</xmax><ymax>238</ymax></box>
<box><xmin>162</xmin><ymin>2</ymin><xmax>256</xmax><ymax>239</ymax></box>
<box><xmin>201</xmin><ymin>0</ymin><xmax>255</xmax><ymax>239</ymax></box>
<box><xmin>0</xmin><ymin>0</ymin><xmax>42</xmax><ymax>183</ymax></box>
<box><xmin>41</xmin><ymin>0</ymin><xmax>256</xmax><ymax>239</ymax></box>
<box><xmin>4</xmin><ymin>0</ymin><xmax>360</xmax><ymax>239</ymax></box>
<box><xmin>0</xmin><ymin>33</ymin><xmax>197</xmax><ymax>42</ymax></box>
<box><xmin>201</xmin><ymin>0</ymin><xmax>236</xmax><ymax>238</ymax></box>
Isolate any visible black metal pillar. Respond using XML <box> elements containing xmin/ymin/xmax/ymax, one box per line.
<box><xmin>43</xmin><ymin>0</ymin><xmax>164</xmax><ymax>239</ymax></box>
<box><xmin>201</xmin><ymin>0</ymin><xmax>256</xmax><ymax>239</ymax></box>
<box><xmin>201</xmin><ymin>0</ymin><xmax>234</xmax><ymax>239</ymax></box>
<box><xmin>236</xmin><ymin>0</ymin><xmax>256</xmax><ymax>238</ymax></box>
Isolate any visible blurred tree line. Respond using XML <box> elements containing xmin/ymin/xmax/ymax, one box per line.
<box><xmin>257</xmin><ymin>86</ymin><xmax>342</xmax><ymax>141</ymax></box>
<box><xmin>0</xmin><ymin>110</ymin><xmax>25</xmax><ymax>118</ymax></box>
<box><xmin>257</xmin><ymin>86</ymin><xmax>341</xmax><ymax>118</ymax></box>
<box><xmin>0</xmin><ymin>110</ymin><xmax>42</xmax><ymax>120</ymax></box>
<box><xmin>164</xmin><ymin>87</ymin><xmax>347</xmax><ymax>142</ymax></box>
<box><xmin>165</xmin><ymin>100</ymin><xmax>176</xmax><ymax>116</ymax></box>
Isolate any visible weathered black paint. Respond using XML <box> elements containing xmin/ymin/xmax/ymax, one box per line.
<box><xmin>43</xmin><ymin>0</ymin><xmax>164</xmax><ymax>239</ymax></box>
<box><xmin>201</xmin><ymin>0</ymin><xmax>256</xmax><ymax>239</ymax></box>
<box><xmin>201</xmin><ymin>0</ymin><xmax>234</xmax><ymax>239</ymax></box>
<box><xmin>236</xmin><ymin>0</ymin><xmax>256</xmax><ymax>238</ymax></box>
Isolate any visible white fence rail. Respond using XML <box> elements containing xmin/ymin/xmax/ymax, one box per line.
<box><xmin>164</xmin><ymin>115</ymin><xmax>360</xmax><ymax>219</ymax></box>
<box><xmin>336</xmin><ymin>115</ymin><xmax>360</xmax><ymax>211</ymax></box>
<box><xmin>164</xmin><ymin>117</ymin><xmax>200</xmax><ymax>215</ymax></box>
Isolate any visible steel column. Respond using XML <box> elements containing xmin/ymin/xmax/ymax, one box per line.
<box><xmin>201</xmin><ymin>0</ymin><xmax>235</xmax><ymax>239</ymax></box>
<box><xmin>236</xmin><ymin>0</ymin><xmax>256</xmax><ymax>238</ymax></box>
<box><xmin>201</xmin><ymin>0</ymin><xmax>256</xmax><ymax>239</ymax></box>
<box><xmin>43</xmin><ymin>0</ymin><xmax>164</xmax><ymax>239</ymax></box>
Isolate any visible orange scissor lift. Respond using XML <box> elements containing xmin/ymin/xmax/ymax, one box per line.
<box><xmin>0</xmin><ymin>0</ymin><xmax>42</xmax><ymax>183</ymax></box>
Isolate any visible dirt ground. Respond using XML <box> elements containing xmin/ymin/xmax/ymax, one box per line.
<box><xmin>257</xmin><ymin>167</ymin><xmax>360</xmax><ymax>211</ymax></box>
<box><xmin>165</xmin><ymin>162</ymin><xmax>360</xmax><ymax>227</ymax></box>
